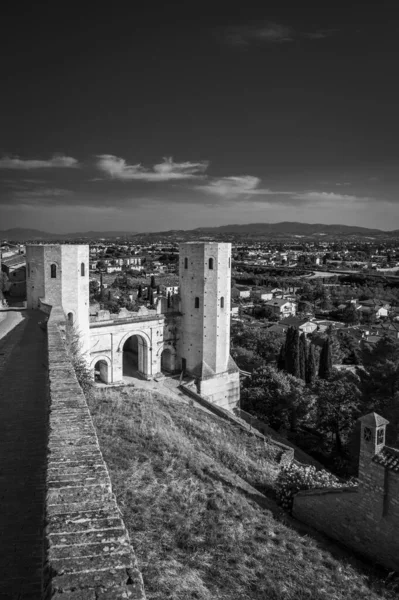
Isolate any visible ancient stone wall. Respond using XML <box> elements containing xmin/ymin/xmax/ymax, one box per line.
<box><xmin>293</xmin><ymin>476</ymin><xmax>399</xmax><ymax>571</ymax></box>
<box><xmin>293</xmin><ymin>413</ymin><xmax>399</xmax><ymax>571</ymax></box>
<box><xmin>179</xmin><ymin>381</ymin><xmax>294</xmax><ymax>466</ymax></box>
<box><xmin>44</xmin><ymin>305</ymin><xmax>146</xmax><ymax>599</ymax></box>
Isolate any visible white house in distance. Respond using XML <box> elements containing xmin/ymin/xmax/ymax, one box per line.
<box><xmin>252</xmin><ymin>288</ymin><xmax>274</xmax><ymax>301</ymax></box>
<box><xmin>282</xmin><ymin>316</ymin><xmax>318</xmax><ymax>333</ymax></box>
<box><xmin>231</xmin><ymin>285</ymin><xmax>251</xmax><ymax>299</ymax></box>
<box><xmin>264</xmin><ymin>299</ymin><xmax>297</xmax><ymax>319</ymax></box>
<box><xmin>160</xmin><ymin>284</ymin><xmax>179</xmax><ymax>296</ymax></box>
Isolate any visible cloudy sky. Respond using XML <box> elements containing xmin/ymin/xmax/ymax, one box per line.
<box><xmin>1</xmin><ymin>1</ymin><xmax>399</xmax><ymax>233</ymax></box>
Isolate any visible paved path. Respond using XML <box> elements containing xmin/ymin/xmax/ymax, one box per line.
<box><xmin>0</xmin><ymin>310</ymin><xmax>48</xmax><ymax>599</ymax></box>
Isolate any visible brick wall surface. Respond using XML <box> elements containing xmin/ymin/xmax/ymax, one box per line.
<box><xmin>44</xmin><ymin>306</ymin><xmax>146</xmax><ymax>599</ymax></box>
<box><xmin>293</xmin><ymin>483</ymin><xmax>399</xmax><ymax>571</ymax></box>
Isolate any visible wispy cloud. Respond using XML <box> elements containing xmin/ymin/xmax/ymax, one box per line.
<box><xmin>291</xmin><ymin>191</ymin><xmax>371</xmax><ymax>203</ymax></box>
<box><xmin>197</xmin><ymin>175</ymin><xmax>291</xmax><ymax>198</ymax></box>
<box><xmin>222</xmin><ymin>22</ymin><xmax>340</xmax><ymax>47</ymax></box>
<box><xmin>0</xmin><ymin>154</ymin><xmax>79</xmax><ymax>169</ymax></box>
<box><xmin>225</xmin><ymin>23</ymin><xmax>293</xmax><ymax>46</ymax></box>
<box><xmin>13</xmin><ymin>188</ymin><xmax>71</xmax><ymax>198</ymax></box>
<box><xmin>97</xmin><ymin>155</ymin><xmax>209</xmax><ymax>181</ymax></box>
<box><xmin>303</xmin><ymin>29</ymin><xmax>340</xmax><ymax>40</ymax></box>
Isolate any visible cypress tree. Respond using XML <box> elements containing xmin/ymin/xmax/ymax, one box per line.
<box><xmin>277</xmin><ymin>343</ymin><xmax>285</xmax><ymax>370</ymax></box>
<box><xmin>149</xmin><ymin>287</ymin><xmax>154</xmax><ymax>306</ymax></box>
<box><xmin>284</xmin><ymin>326</ymin><xmax>300</xmax><ymax>377</ymax></box>
<box><xmin>318</xmin><ymin>337</ymin><xmax>333</xmax><ymax>380</ymax></box>
<box><xmin>167</xmin><ymin>292</ymin><xmax>171</xmax><ymax>308</ymax></box>
<box><xmin>306</xmin><ymin>343</ymin><xmax>316</xmax><ymax>385</ymax></box>
<box><xmin>284</xmin><ymin>326</ymin><xmax>293</xmax><ymax>372</ymax></box>
<box><xmin>299</xmin><ymin>332</ymin><xmax>307</xmax><ymax>381</ymax></box>
<box><xmin>150</xmin><ymin>275</ymin><xmax>157</xmax><ymax>289</ymax></box>
<box><xmin>137</xmin><ymin>284</ymin><xmax>142</xmax><ymax>299</ymax></box>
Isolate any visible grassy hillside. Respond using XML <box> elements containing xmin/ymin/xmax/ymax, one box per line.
<box><xmin>88</xmin><ymin>388</ymin><xmax>396</xmax><ymax>600</ymax></box>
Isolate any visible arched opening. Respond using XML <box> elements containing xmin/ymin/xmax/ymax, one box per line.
<box><xmin>220</xmin><ymin>296</ymin><xmax>224</xmax><ymax>309</ymax></box>
<box><xmin>184</xmin><ymin>257</ymin><xmax>188</xmax><ymax>269</ymax></box>
<box><xmin>50</xmin><ymin>264</ymin><xmax>57</xmax><ymax>278</ymax></box>
<box><xmin>67</xmin><ymin>312</ymin><xmax>74</xmax><ymax>324</ymax></box>
<box><xmin>161</xmin><ymin>347</ymin><xmax>175</xmax><ymax>373</ymax></box>
<box><xmin>123</xmin><ymin>334</ymin><xmax>149</xmax><ymax>379</ymax></box>
<box><xmin>81</xmin><ymin>262</ymin><xmax>85</xmax><ymax>276</ymax></box>
<box><xmin>94</xmin><ymin>360</ymin><xmax>110</xmax><ymax>384</ymax></box>
<box><xmin>208</xmin><ymin>257</ymin><xmax>214</xmax><ymax>270</ymax></box>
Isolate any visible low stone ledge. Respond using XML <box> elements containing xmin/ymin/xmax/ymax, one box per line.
<box><xmin>295</xmin><ymin>486</ymin><xmax>358</xmax><ymax>497</ymax></box>
<box><xmin>44</xmin><ymin>307</ymin><xmax>146</xmax><ymax>599</ymax></box>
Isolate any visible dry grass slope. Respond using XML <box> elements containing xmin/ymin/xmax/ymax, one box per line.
<box><xmin>88</xmin><ymin>388</ymin><xmax>396</xmax><ymax>600</ymax></box>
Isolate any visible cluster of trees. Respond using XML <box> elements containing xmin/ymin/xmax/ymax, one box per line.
<box><xmin>277</xmin><ymin>327</ymin><xmax>321</xmax><ymax>383</ymax></box>
<box><xmin>240</xmin><ymin>321</ymin><xmax>399</xmax><ymax>476</ymax></box>
<box><xmin>89</xmin><ymin>273</ymin><xmax>162</xmax><ymax>313</ymax></box>
<box><xmin>231</xmin><ymin>323</ymin><xmax>286</xmax><ymax>372</ymax></box>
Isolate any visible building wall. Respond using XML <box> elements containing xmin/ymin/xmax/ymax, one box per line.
<box><xmin>293</xmin><ymin>483</ymin><xmax>399</xmax><ymax>571</ymax></box>
<box><xmin>27</xmin><ymin>245</ymin><xmax>90</xmax><ymax>355</ymax></box>
<box><xmin>199</xmin><ymin>369</ymin><xmax>240</xmax><ymax>410</ymax></box>
<box><xmin>61</xmin><ymin>245</ymin><xmax>90</xmax><ymax>355</ymax></box>
<box><xmin>179</xmin><ymin>242</ymin><xmax>231</xmax><ymax>375</ymax></box>
<box><xmin>293</xmin><ymin>415</ymin><xmax>399</xmax><ymax>571</ymax></box>
<box><xmin>26</xmin><ymin>246</ymin><xmax>46</xmax><ymax>309</ymax></box>
<box><xmin>89</xmin><ymin>316</ymin><xmax>165</xmax><ymax>382</ymax></box>
<box><xmin>178</xmin><ymin>242</ymin><xmax>239</xmax><ymax>409</ymax></box>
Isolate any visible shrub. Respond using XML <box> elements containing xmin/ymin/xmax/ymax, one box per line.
<box><xmin>275</xmin><ymin>462</ymin><xmax>356</xmax><ymax>513</ymax></box>
<box><xmin>65</xmin><ymin>321</ymin><xmax>94</xmax><ymax>399</ymax></box>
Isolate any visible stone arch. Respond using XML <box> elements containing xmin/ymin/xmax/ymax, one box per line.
<box><xmin>90</xmin><ymin>355</ymin><xmax>112</xmax><ymax>384</ymax></box>
<box><xmin>118</xmin><ymin>329</ymin><xmax>152</xmax><ymax>352</ymax></box>
<box><xmin>120</xmin><ymin>330</ymin><xmax>152</xmax><ymax>379</ymax></box>
<box><xmin>67</xmin><ymin>311</ymin><xmax>75</xmax><ymax>325</ymax></box>
<box><xmin>159</xmin><ymin>344</ymin><xmax>176</xmax><ymax>373</ymax></box>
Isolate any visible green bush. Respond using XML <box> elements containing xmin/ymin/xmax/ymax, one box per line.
<box><xmin>275</xmin><ymin>462</ymin><xmax>356</xmax><ymax>513</ymax></box>
<box><xmin>65</xmin><ymin>321</ymin><xmax>94</xmax><ymax>399</ymax></box>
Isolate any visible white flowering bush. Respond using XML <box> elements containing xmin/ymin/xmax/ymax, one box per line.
<box><xmin>275</xmin><ymin>463</ymin><xmax>355</xmax><ymax>513</ymax></box>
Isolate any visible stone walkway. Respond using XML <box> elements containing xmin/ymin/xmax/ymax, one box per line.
<box><xmin>0</xmin><ymin>310</ymin><xmax>48</xmax><ymax>599</ymax></box>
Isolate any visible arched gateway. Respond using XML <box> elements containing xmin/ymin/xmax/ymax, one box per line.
<box><xmin>122</xmin><ymin>334</ymin><xmax>149</xmax><ymax>379</ymax></box>
<box><xmin>89</xmin><ymin>314</ymin><xmax>163</xmax><ymax>384</ymax></box>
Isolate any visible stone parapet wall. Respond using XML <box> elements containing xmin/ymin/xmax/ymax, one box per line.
<box><xmin>44</xmin><ymin>305</ymin><xmax>146</xmax><ymax>599</ymax></box>
<box><xmin>90</xmin><ymin>306</ymin><xmax>161</xmax><ymax>324</ymax></box>
<box><xmin>179</xmin><ymin>382</ymin><xmax>294</xmax><ymax>466</ymax></box>
<box><xmin>39</xmin><ymin>297</ymin><xmax>52</xmax><ymax>315</ymax></box>
<box><xmin>293</xmin><ymin>484</ymin><xmax>399</xmax><ymax>571</ymax></box>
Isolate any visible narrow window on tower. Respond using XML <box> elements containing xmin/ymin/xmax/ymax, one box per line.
<box><xmin>184</xmin><ymin>257</ymin><xmax>188</xmax><ymax>269</ymax></box>
<box><xmin>220</xmin><ymin>296</ymin><xmax>224</xmax><ymax>308</ymax></box>
<box><xmin>81</xmin><ymin>262</ymin><xmax>85</xmax><ymax>276</ymax></box>
<box><xmin>195</xmin><ymin>297</ymin><xmax>200</xmax><ymax>308</ymax></box>
<box><xmin>50</xmin><ymin>264</ymin><xmax>57</xmax><ymax>278</ymax></box>
<box><xmin>208</xmin><ymin>257</ymin><xmax>214</xmax><ymax>269</ymax></box>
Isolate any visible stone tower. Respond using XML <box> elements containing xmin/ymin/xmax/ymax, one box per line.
<box><xmin>178</xmin><ymin>242</ymin><xmax>240</xmax><ymax>410</ymax></box>
<box><xmin>26</xmin><ymin>245</ymin><xmax>90</xmax><ymax>355</ymax></box>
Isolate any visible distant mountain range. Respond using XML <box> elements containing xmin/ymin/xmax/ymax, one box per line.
<box><xmin>0</xmin><ymin>228</ymin><xmax>138</xmax><ymax>241</ymax></box>
<box><xmin>1</xmin><ymin>222</ymin><xmax>399</xmax><ymax>242</ymax></box>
